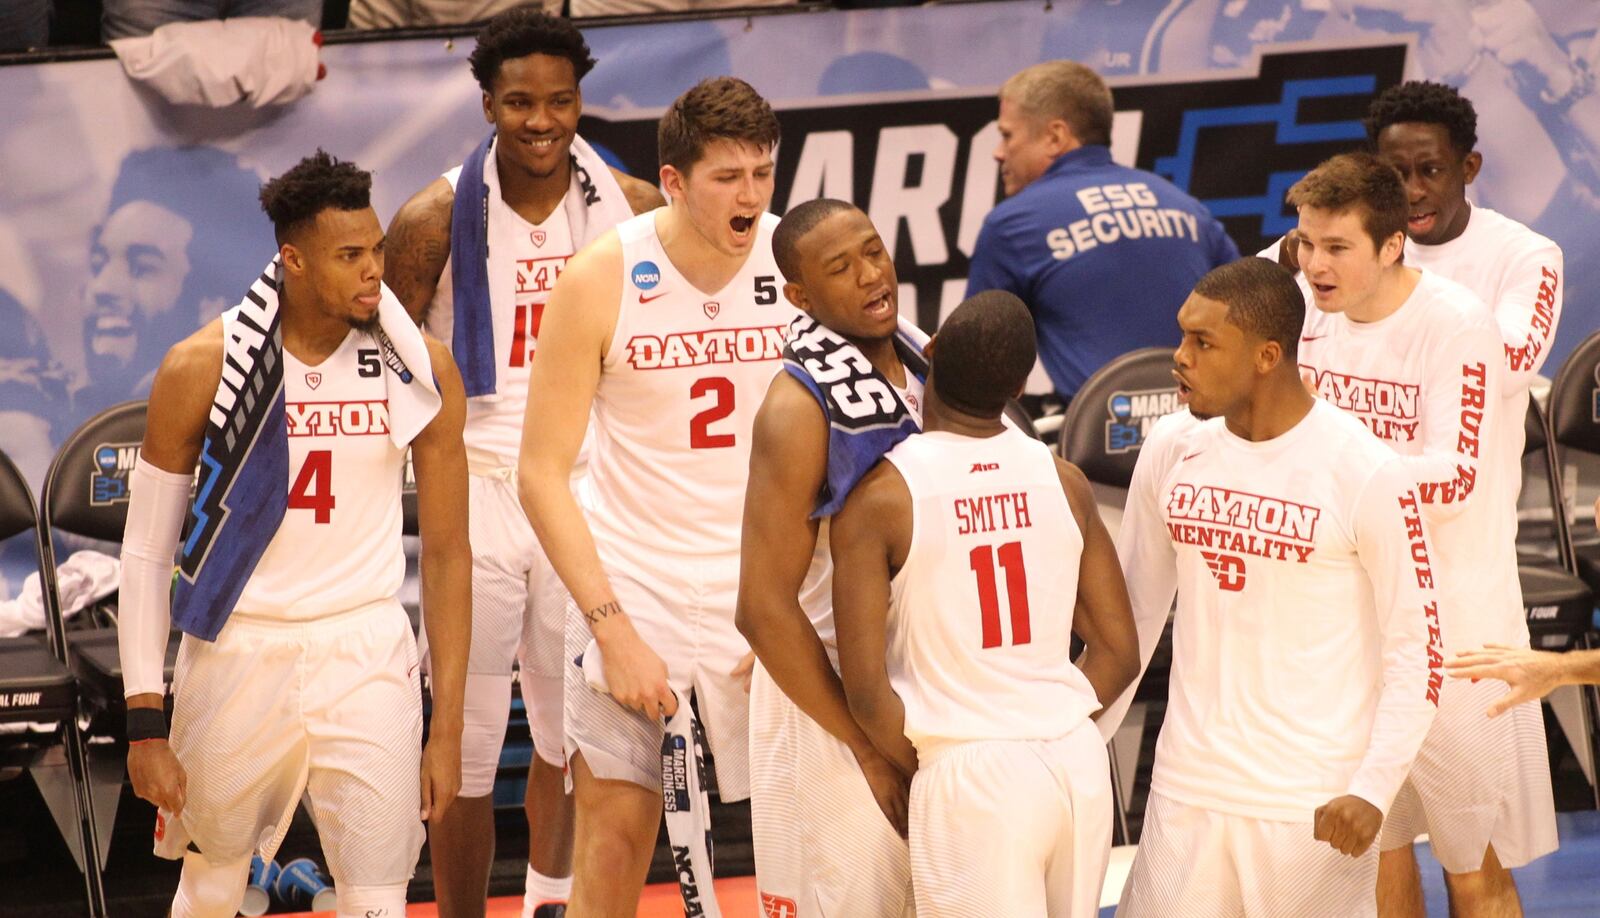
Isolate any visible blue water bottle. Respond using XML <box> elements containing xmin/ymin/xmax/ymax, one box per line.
<box><xmin>275</xmin><ymin>856</ymin><xmax>338</xmax><ymax>911</ymax></box>
<box><xmin>240</xmin><ymin>856</ymin><xmax>279</xmax><ymax>916</ymax></box>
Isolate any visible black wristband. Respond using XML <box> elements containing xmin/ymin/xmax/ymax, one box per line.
<box><xmin>126</xmin><ymin>706</ymin><xmax>168</xmax><ymax>742</ymax></box>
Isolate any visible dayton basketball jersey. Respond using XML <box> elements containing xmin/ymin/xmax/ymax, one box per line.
<box><xmin>583</xmin><ymin>211</ymin><xmax>796</xmax><ymax>559</ymax></box>
<box><xmin>883</xmin><ymin>426</ymin><xmax>1099</xmax><ymax>755</ymax></box>
<box><xmin>232</xmin><ymin>330</ymin><xmax>407</xmax><ymax>621</ymax></box>
<box><xmin>1298</xmin><ymin>270</ymin><xmax>1517</xmax><ymax>652</ymax></box>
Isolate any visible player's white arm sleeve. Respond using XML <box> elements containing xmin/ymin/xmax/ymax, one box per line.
<box><xmin>1343</xmin><ymin>459</ymin><xmax>1443</xmax><ymax>815</ymax></box>
<box><xmin>1097</xmin><ymin>436</ymin><xmax>1180</xmax><ymax>741</ymax></box>
<box><xmin>118</xmin><ymin>458</ymin><xmax>188</xmax><ymax>698</ymax></box>
<box><xmin>1401</xmin><ymin>323</ymin><xmax>1501</xmax><ymax>521</ymax></box>
<box><xmin>1495</xmin><ymin>242</ymin><xmax>1563</xmax><ymax>394</ymax></box>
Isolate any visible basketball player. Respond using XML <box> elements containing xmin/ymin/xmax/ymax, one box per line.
<box><xmin>516</xmin><ymin>77</ymin><xmax>793</xmax><ymax>917</ymax></box>
<box><xmin>830</xmin><ymin>291</ymin><xmax>1138</xmax><ymax>917</ymax></box>
<box><xmin>118</xmin><ymin>152</ymin><xmax>471</xmax><ymax>918</ymax></box>
<box><xmin>736</xmin><ymin>198</ymin><xmax>925</xmax><ymax>917</ymax></box>
<box><xmin>1114</xmin><ymin>257</ymin><xmax>1440</xmax><ymax>917</ymax></box>
<box><xmin>1289</xmin><ymin>153</ymin><xmax>1557</xmax><ymax>916</ymax></box>
<box><xmin>384</xmin><ymin>10</ymin><xmax>660</xmax><ymax>915</ymax></box>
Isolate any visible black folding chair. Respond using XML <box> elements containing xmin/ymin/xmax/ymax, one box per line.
<box><xmin>39</xmin><ymin>400</ymin><xmax>181</xmax><ymax>913</ymax></box>
<box><xmin>1056</xmin><ymin>347</ymin><xmax>1181</xmax><ymax>844</ymax></box>
<box><xmin>0</xmin><ymin>446</ymin><xmax>103</xmax><ymax>916</ymax></box>
<box><xmin>1547</xmin><ymin>331</ymin><xmax>1600</xmax><ymax>802</ymax></box>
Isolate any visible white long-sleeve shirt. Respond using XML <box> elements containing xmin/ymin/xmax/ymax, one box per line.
<box><xmin>1299</xmin><ymin>270</ymin><xmax>1518</xmax><ymax>653</ymax></box>
<box><xmin>1404</xmin><ymin>206</ymin><xmax>1562</xmax><ymax>522</ymax></box>
<box><xmin>1118</xmin><ymin>402</ymin><xmax>1441</xmax><ymax>820</ymax></box>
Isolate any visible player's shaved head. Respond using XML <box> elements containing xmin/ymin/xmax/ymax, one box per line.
<box><xmin>1192</xmin><ymin>257</ymin><xmax>1305</xmax><ymax>361</ymax></box>
<box><xmin>773</xmin><ymin>198</ymin><xmax>858</xmax><ymax>282</ymax></box>
<box><xmin>931</xmin><ymin>290</ymin><xmax>1036</xmax><ymax>418</ymax></box>
<box><xmin>1001</xmin><ymin>60</ymin><xmax>1113</xmax><ymax>147</ymax></box>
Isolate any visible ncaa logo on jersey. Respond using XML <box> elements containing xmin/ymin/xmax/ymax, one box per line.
<box><xmin>90</xmin><ymin>441</ymin><xmax>141</xmax><ymax>506</ymax></box>
<box><xmin>1105</xmin><ymin>387</ymin><xmax>1182</xmax><ymax>453</ymax></box>
<box><xmin>631</xmin><ymin>260</ymin><xmax>662</xmax><ymax>290</ymax></box>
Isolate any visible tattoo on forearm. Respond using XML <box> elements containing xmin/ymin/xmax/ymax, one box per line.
<box><xmin>585</xmin><ymin>602</ymin><xmax>621</xmax><ymax>625</ymax></box>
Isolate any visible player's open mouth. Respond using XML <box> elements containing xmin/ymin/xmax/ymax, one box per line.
<box><xmin>730</xmin><ymin>214</ymin><xmax>755</xmax><ymax>237</ymax></box>
<box><xmin>523</xmin><ymin>136</ymin><xmax>559</xmax><ymax>151</ymax></box>
<box><xmin>1311</xmin><ymin>282</ymin><xmax>1336</xmax><ymax>299</ymax></box>
<box><xmin>864</xmin><ymin>288</ymin><xmax>894</xmax><ymax>318</ymax></box>
<box><xmin>1408</xmin><ymin>211</ymin><xmax>1436</xmax><ymax>234</ymax></box>
<box><xmin>1172</xmin><ymin>370</ymin><xmax>1191</xmax><ymax>404</ymax></box>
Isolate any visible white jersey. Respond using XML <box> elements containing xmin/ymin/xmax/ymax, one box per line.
<box><xmin>1118</xmin><ymin>402</ymin><xmax>1441</xmax><ymax>821</ymax></box>
<box><xmin>1298</xmin><ymin>270</ymin><xmax>1517</xmax><ymax>652</ymax></box>
<box><xmin>233</xmin><ymin>329</ymin><xmax>407</xmax><ymax>621</ymax></box>
<box><xmin>884</xmin><ymin>426</ymin><xmax>1101</xmax><ymax>756</ymax></box>
<box><xmin>795</xmin><ymin>374</ymin><xmax>925</xmax><ymax>666</ymax></box>
<box><xmin>424</xmin><ymin>181</ymin><xmax>578</xmax><ymax>469</ymax></box>
<box><xmin>1403</xmin><ymin>206</ymin><xmax>1563</xmax><ymax>520</ymax></box>
<box><xmin>582</xmin><ymin>211</ymin><xmax>796</xmax><ymax>563</ymax></box>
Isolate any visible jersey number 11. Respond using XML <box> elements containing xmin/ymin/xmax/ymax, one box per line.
<box><xmin>969</xmin><ymin>541</ymin><xmax>1030</xmax><ymax>648</ymax></box>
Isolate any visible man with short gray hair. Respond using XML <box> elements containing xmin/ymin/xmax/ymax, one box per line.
<box><xmin>968</xmin><ymin>61</ymin><xmax>1238</xmax><ymax>407</ymax></box>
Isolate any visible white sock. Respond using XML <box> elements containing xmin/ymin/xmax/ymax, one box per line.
<box><xmin>521</xmin><ymin>863</ymin><xmax>573</xmax><ymax>917</ymax></box>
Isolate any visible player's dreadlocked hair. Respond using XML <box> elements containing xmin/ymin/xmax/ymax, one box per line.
<box><xmin>931</xmin><ymin>290</ymin><xmax>1036</xmax><ymax>419</ymax></box>
<box><xmin>1193</xmin><ymin>257</ymin><xmax>1306</xmax><ymax>362</ymax></box>
<box><xmin>773</xmin><ymin>198</ymin><xmax>857</xmax><ymax>282</ymax></box>
<box><xmin>1364</xmin><ymin>80</ymin><xmax>1478</xmax><ymax>156</ymax></box>
<box><xmin>259</xmin><ymin>150</ymin><xmax>372</xmax><ymax>245</ymax></box>
<box><xmin>469</xmin><ymin>7</ymin><xmax>596</xmax><ymax>96</ymax></box>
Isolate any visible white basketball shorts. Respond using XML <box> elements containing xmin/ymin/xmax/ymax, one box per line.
<box><xmin>1118</xmin><ymin>792</ymin><xmax>1377</xmax><ymax>918</ymax></box>
<box><xmin>562</xmin><ymin>551</ymin><xmax>751</xmax><ymax>800</ymax></box>
<box><xmin>748</xmin><ymin>662</ymin><xmax>914</xmax><ymax>918</ymax></box>
<box><xmin>912</xmin><ymin>721</ymin><xmax>1111</xmax><ymax>918</ymax></box>
<box><xmin>1378</xmin><ymin>675</ymin><xmax>1557</xmax><ymax>872</ymax></box>
<box><xmin>155</xmin><ymin>599</ymin><xmax>425</xmax><ymax>889</ymax></box>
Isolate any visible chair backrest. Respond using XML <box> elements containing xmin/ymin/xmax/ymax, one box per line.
<box><xmin>1057</xmin><ymin>347</ymin><xmax>1181</xmax><ymax>488</ymax></box>
<box><xmin>41</xmin><ymin>400</ymin><xmax>149</xmax><ymax>542</ymax></box>
<box><xmin>0</xmin><ymin>448</ymin><xmax>37</xmax><ymax>544</ymax></box>
<box><xmin>1549</xmin><ymin>329</ymin><xmax>1600</xmax><ymax>456</ymax></box>
<box><xmin>1524</xmin><ymin>396</ymin><xmax>1548</xmax><ymax>456</ymax></box>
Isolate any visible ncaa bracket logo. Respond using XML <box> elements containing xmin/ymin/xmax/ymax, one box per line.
<box><xmin>631</xmin><ymin>260</ymin><xmax>661</xmax><ymax>291</ymax></box>
<box><xmin>1105</xmin><ymin>387</ymin><xmax>1182</xmax><ymax>454</ymax></box>
<box><xmin>90</xmin><ymin>442</ymin><xmax>141</xmax><ymax>506</ymax></box>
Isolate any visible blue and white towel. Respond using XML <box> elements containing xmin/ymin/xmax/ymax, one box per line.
<box><xmin>781</xmin><ymin>314</ymin><xmax>929</xmax><ymax>518</ymax></box>
<box><xmin>171</xmin><ymin>257</ymin><xmax>440</xmax><ymax>640</ymax></box>
<box><xmin>448</xmin><ymin>132</ymin><xmax>636</xmax><ymax>399</ymax></box>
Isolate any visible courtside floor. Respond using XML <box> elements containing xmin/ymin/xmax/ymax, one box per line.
<box><xmin>277</xmin><ymin>811</ymin><xmax>1600</xmax><ymax>918</ymax></box>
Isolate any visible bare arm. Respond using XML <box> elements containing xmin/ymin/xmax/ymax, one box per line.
<box><xmin>611</xmin><ymin>167</ymin><xmax>666</xmax><ymax>216</ymax></box>
<box><xmin>1448</xmin><ymin>645</ymin><xmax>1600</xmax><ymax>715</ymax></box>
<box><xmin>412</xmin><ymin>336</ymin><xmax>472</xmax><ymax>820</ymax></box>
<box><xmin>516</xmin><ymin>233</ymin><xmax>677</xmax><ymax>716</ymax></box>
<box><xmin>1054</xmin><ymin>456</ymin><xmax>1140</xmax><ymax>715</ymax></box>
<box><xmin>832</xmin><ymin>461</ymin><xmax>919</xmax><ymax>777</ymax></box>
<box><xmin>384</xmin><ymin>178</ymin><xmax>454</xmax><ymax>325</ymax></box>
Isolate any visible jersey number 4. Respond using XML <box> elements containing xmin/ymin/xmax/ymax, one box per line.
<box><xmin>970</xmin><ymin>541</ymin><xmax>1030</xmax><ymax>648</ymax></box>
<box><xmin>288</xmin><ymin>450</ymin><xmax>335</xmax><ymax>523</ymax></box>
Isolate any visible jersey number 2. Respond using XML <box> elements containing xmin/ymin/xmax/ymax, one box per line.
<box><xmin>288</xmin><ymin>450</ymin><xmax>335</xmax><ymax>523</ymax></box>
<box><xmin>690</xmin><ymin>377</ymin><xmax>735</xmax><ymax>449</ymax></box>
<box><xmin>970</xmin><ymin>541</ymin><xmax>1030</xmax><ymax>648</ymax></box>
